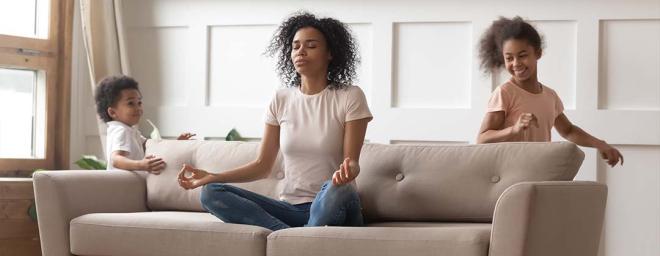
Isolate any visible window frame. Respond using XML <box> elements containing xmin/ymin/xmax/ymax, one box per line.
<box><xmin>0</xmin><ymin>0</ymin><xmax>73</xmax><ymax>174</ymax></box>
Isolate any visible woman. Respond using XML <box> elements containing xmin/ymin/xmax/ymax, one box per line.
<box><xmin>177</xmin><ymin>12</ymin><xmax>372</xmax><ymax>231</ymax></box>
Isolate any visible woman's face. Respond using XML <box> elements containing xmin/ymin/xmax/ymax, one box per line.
<box><xmin>291</xmin><ymin>27</ymin><xmax>332</xmax><ymax>77</ymax></box>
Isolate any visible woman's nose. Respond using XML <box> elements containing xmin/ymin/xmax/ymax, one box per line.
<box><xmin>296</xmin><ymin>47</ymin><xmax>306</xmax><ymax>56</ymax></box>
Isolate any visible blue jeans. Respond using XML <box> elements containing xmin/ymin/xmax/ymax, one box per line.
<box><xmin>200</xmin><ymin>180</ymin><xmax>363</xmax><ymax>231</ymax></box>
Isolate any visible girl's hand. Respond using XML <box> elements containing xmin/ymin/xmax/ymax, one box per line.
<box><xmin>512</xmin><ymin>113</ymin><xmax>539</xmax><ymax>135</ymax></box>
<box><xmin>140</xmin><ymin>155</ymin><xmax>166</xmax><ymax>174</ymax></box>
<box><xmin>177</xmin><ymin>164</ymin><xmax>214</xmax><ymax>190</ymax></box>
<box><xmin>332</xmin><ymin>157</ymin><xmax>359</xmax><ymax>186</ymax></box>
<box><xmin>597</xmin><ymin>143</ymin><xmax>624</xmax><ymax>167</ymax></box>
<box><xmin>177</xmin><ymin>132</ymin><xmax>196</xmax><ymax>140</ymax></box>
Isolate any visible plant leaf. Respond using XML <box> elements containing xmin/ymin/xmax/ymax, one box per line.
<box><xmin>75</xmin><ymin>155</ymin><xmax>107</xmax><ymax>170</ymax></box>
<box><xmin>146</xmin><ymin>119</ymin><xmax>162</xmax><ymax>140</ymax></box>
<box><xmin>27</xmin><ymin>202</ymin><xmax>37</xmax><ymax>221</ymax></box>
<box><xmin>226</xmin><ymin>128</ymin><xmax>244</xmax><ymax>141</ymax></box>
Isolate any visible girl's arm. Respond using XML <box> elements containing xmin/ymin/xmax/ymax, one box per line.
<box><xmin>178</xmin><ymin>124</ymin><xmax>281</xmax><ymax>189</ymax></box>
<box><xmin>554</xmin><ymin>113</ymin><xmax>624</xmax><ymax>167</ymax></box>
<box><xmin>333</xmin><ymin>118</ymin><xmax>370</xmax><ymax>185</ymax></box>
<box><xmin>477</xmin><ymin>111</ymin><xmax>536</xmax><ymax>143</ymax></box>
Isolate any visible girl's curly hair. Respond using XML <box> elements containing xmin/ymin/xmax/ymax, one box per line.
<box><xmin>266</xmin><ymin>11</ymin><xmax>359</xmax><ymax>89</ymax></box>
<box><xmin>479</xmin><ymin>16</ymin><xmax>544</xmax><ymax>74</ymax></box>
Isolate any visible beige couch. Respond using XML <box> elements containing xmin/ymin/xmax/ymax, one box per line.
<box><xmin>34</xmin><ymin>141</ymin><xmax>607</xmax><ymax>256</ymax></box>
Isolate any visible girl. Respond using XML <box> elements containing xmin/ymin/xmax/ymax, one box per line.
<box><xmin>476</xmin><ymin>16</ymin><xmax>623</xmax><ymax>167</ymax></box>
<box><xmin>177</xmin><ymin>12</ymin><xmax>372</xmax><ymax>231</ymax></box>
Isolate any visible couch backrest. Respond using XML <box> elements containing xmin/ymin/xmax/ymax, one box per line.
<box><xmin>145</xmin><ymin>140</ymin><xmax>583</xmax><ymax>222</ymax></box>
<box><xmin>356</xmin><ymin>142</ymin><xmax>584</xmax><ymax>222</ymax></box>
<box><xmin>145</xmin><ymin>140</ymin><xmax>285</xmax><ymax>211</ymax></box>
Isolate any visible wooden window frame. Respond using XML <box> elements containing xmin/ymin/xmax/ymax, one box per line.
<box><xmin>0</xmin><ymin>0</ymin><xmax>73</xmax><ymax>175</ymax></box>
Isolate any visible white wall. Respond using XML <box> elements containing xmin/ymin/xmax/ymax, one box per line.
<box><xmin>69</xmin><ymin>0</ymin><xmax>660</xmax><ymax>255</ymax></box>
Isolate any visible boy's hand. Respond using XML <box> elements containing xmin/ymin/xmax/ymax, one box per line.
<box><xmin>597</xmin><ymin>143</ymin><xmax>624</xmax><ymax>167</ymax></box>
<box><xmin>332</xmin><ymin>157</ymin><xmax>359</xmax><ymax>186</ymax></box>
<box><xmin>512</xmin><ymin>113</ymin><xmax>539</xmax><ymax>135</ymax></box>
<box><xmin>177</xmin><ymin>132</ymin><xmax>196</xmax><ymax>140</ymax></box>
<box><xmin>140</xmin><ymin>155</ymin><xmax>166</xmax><ymax>174</ymax></box>
<box><xmin>178</xmin><ymin>164</ymin><xmax>214</xmax><ymax>190</ymax></box>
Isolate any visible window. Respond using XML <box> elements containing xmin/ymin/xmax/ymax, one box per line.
<box><xmin>0</xmin><ymin>68</ymin><xmax>45</xmax><ymax>158</ymax></box>
<box><xmin>0</xmin><ymin>0</ymin><xmax>73</xmax><ymax>174</ymax></box>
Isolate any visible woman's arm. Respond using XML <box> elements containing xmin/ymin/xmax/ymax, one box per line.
<box><xmin>178</xmin><ymin>124</ymin><xmax>281</xmax><ymax>189</ymax></box>
<box><xmin>333</xmin><ymin>118</ymin><xmax>369</xmax><ymax>185</ymax></box>
<box><xmin>554</xmin><ymin>113</ymin><xmax>624</xmax><ymax>167</ymax></box>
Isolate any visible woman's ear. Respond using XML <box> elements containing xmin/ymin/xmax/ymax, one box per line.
<box><xmin>536</xmin><ymin>48</ymin><xmax>543</xmax><ymax>60</ymax></box>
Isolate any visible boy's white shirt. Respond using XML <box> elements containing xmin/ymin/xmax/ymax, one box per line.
<box><xmin>105</xmin><ymin>121</ymin><xmax>147</xmax><ymax>171</ymax></box>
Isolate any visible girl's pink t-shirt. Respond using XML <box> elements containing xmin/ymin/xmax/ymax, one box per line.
<box><xmin>487</xmin><ymin>81</ymin><xmax>564</xmax><ymax>142</ymax></box>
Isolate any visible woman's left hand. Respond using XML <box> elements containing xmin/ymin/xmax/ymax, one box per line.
<box><xmin>332</xmin><ymin>157</ymin><xmax>359</xmax><ymax>186</ymax></box>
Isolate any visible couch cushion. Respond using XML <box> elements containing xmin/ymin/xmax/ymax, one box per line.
<box><xmin>267</xmin><ymin>224</ymin><xmax>491</xmax><ymax>256</ymax></box>
<box><xmin>356</xmin><ymin>142</ymin><xmax>584</xmax><ymax>222</ymax></box>
<box><xmin>70</xmin><ymin>211</ymin><xmax>270</xmax><ymax>256</ymax></box>
<box><xmin>145</xmin><ymin>140</ymin><xmax>285</xmax><ymax>211</ymax></box>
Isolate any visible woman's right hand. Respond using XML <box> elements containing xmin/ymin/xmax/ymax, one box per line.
<box><xmin>177</xmin><ymin>164</ymin><xmax>215</xmax><ymax>190</ymax></box>
<box><xmin>512</xmin><ymin>113</ymin><xmax>539</xmax><ymax>135</ymax></box>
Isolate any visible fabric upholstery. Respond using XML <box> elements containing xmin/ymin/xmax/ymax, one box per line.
<box><xmin>145</xmin><ymin>140</ymin><xmax>285</xmax><ymax>211</ymax></box>
<box><xmin>267</xmin><ymin>224</ymin><xmax>491</xmax><ymax>256</ymax></box>
<box><xmin>488</xmin><ymin>181</ymin><xmax>607</xmax><ymax>256</ymax></box>
<box><xmin>356</xmin><ymin>142</ymin><xmax>584</xmax><ymax>222</ymax></box>
<box><xmin>70</xmin><ymin>211</ymin><xmax>269</xmax><ymax>256</ymax></box>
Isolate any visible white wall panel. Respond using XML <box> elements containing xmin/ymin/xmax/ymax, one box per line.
<box><xmin>393</xmin><ymin>22</ymin><xmax>472</xmax><ymax>108</ymax></box>
<box><xmin>599</xmin><ymin>145</ymin><xmax>660</xmax><ymax>256</ymax></box>
<box><xmin>599</xmin><ymin>19</ymin><xmax>660</xmax><ymax>110</ymax></box>
<box><xmin>127</xmin><ymin>27</ymin><xmax>189</xmax><ymax>108</ymax></box>
<box><xmin>208</xmin><ymin>25</ymin><xmax>279</xmax><ymax>107</ymax></box>
<box><xmin>349</xmin><ymin>23</ymin><xmax>373</xmax><ymax>103</ymax></box>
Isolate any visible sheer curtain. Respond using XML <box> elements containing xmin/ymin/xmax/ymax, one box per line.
<box><xmin>79</xmin><ymin>0</ymin><xmax>130</xmax><ymax>157</ymax></box>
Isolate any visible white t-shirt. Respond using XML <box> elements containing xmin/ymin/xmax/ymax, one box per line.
<box><xmin>265</xmin><ymin>85</ymin><xmax>373</xmax><ymax>204</ymax></box>
<box><xmin>105</xmin><ymin>121</ymin><xmax>147</xmax><ymax>171</ymax></box>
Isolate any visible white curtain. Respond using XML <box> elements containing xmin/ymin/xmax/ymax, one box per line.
<box><xmin>79</xmin><ymin>0</ymin><xmax>130</xmax><ymax>157</ymax></box>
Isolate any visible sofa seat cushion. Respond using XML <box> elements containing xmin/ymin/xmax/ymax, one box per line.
<box><xmin>267</xmin><ymin>223</ymin><xmax>491</xmax><ymax>256</ymax></box>
<box><xmin>70</xmin><ymin>211</ymin><xmax>270</xmax><ymax>256</ymax></box>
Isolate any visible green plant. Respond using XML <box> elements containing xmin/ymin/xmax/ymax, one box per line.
<box><xmin>146</xmin><ymin>119</ymin><xmax>162</xmax><ymax>140</ymax></box>
<box><xmin>225</xmin><ymin>128</ymin><xmax>246</xmax><ymax>141</ymax></box>
<box><xmin>74</xmin><ymin>155</ymin><xmax>107</xmax><ymax>170</ymax></box>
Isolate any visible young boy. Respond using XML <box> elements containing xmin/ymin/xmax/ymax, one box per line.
<box><xmin>94</xmin><ymin>75</ymin><xmax>195</xmax><ymax>173</ymax></box>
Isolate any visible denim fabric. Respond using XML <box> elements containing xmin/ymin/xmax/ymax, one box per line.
<box><xmin>200</xmin><ymin>180</ymin><xmax>363</xmax><ymax>231</ymax></box>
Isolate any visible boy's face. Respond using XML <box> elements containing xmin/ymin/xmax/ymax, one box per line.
<box><xmin>108</xmin><ymin>89</ymin><xmax>143</xmax><ymax>126</ymax></box>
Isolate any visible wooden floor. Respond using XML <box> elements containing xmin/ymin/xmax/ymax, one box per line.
<box><xmin>0</xmin><ymin>178</ymin><xmax>41</xmax><ymax>256</ymax></box>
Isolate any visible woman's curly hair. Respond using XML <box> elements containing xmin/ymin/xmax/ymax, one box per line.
<box><xmin>479</xmin><ymin>16</ymin><xmax>544</xmax><ymax>74</ymax></box>
<box><xmin>266</xmin><ymin>11</ymin><xmax>359</xmax><ymax>89</ymax></box>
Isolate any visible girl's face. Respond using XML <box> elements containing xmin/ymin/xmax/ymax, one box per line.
<box><xmin>502</xmin><ymin>39</ymin><xmax>541</xmax><ymax>83</ymax></box>
<box><xmin>291</xmin><ymin>27</ymin><xmax>332</xmax><ymax>77</ymax></box>
<box><xmin>108</xmin><ymin>89</ymin><xmax>143</xmax><ymax>126</ymax></box>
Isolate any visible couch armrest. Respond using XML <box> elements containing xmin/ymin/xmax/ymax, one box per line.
<box><xmin>33</xmin><ymin>170</ymin><xmax>148</xmax><ymax>256</ymax></box>
<box><xmin>489</xmin><ymin>181</ymin><xmax>607</xmax><ymax>256</ymax></box>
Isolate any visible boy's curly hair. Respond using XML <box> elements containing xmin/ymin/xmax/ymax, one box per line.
<box><xmin>479</xmin><ymin>16</ymin><xmax>544</xmax><ymax>74</ymax></box>
<box><xmin>94</xmin><ymin>75</ymin><xmax>140</xmax><ymax>123</ymax></box>
<box><xmin>266</xmin><ymin>11</ymin><xmax>359</xmax><ymax>89</ymax></box>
